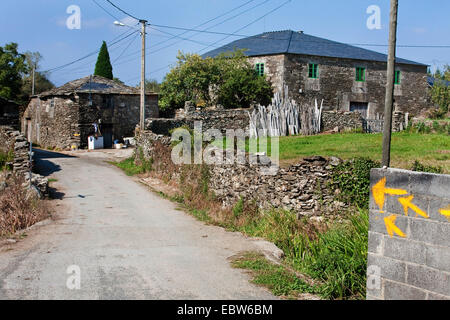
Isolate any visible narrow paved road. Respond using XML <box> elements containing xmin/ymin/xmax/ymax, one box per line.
<box><xmin>0</xmin><ymin>149</ymin><xmax>276</xmax><ymax>300</ymax></box>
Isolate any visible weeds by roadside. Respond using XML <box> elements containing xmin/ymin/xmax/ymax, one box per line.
<box><xmin>114</xmin><ymin>142</ymin><xmax>370</xmax><ymax>299</ymax></box>
<box><xmin>0</xmin><ymin>175</ymin><xmax>50</xmax><ymax>237</ymax></box>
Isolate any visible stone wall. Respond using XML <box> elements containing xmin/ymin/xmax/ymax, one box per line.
<box><xmin>322</xmin><ymin>111</ymin><xmax>365</xmax><ymax>132</ymax></box>
<box><xmin>135</xmin><ymin>128</ymin><xmax>171</xmax><ymax>160</ymax></box>
<box><xmin>209</xmin><ymin>155</ymin><xmax>347</xmax><ymax>218</ymax></box>
<box><xmin>135</xmin><ymin>128</ymin><xmax>349</xmax><ymax>218</ymax></box>
<box><xmin>367</xmin><ymin>168</ymin><xmax>450</xmax><ymax>300</ymax></box>
<box><xmin>0</xmin><ymin>125</ymin><xmax>48</xmax><ymax>197</ymax></box>
<box><xmin>145</xmin><ymin>107</ymin><xmax>251</xmax><ymax>136</ymax></box>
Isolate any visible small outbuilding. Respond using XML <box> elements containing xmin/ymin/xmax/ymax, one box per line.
<box><xmin>22</xmin><ymin>75</ymin><xmax>158</xmax><ymax>150</ymax></box>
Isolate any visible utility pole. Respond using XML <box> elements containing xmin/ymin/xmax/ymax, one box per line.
<box><xmin>382</xmin><ymin>0</ymin><xmax>399</xmax><ymax>167</ymax></box>
<box><xmin>31</xmin><ymin>64</ymin><xmax>36</xmax><ymax>96</ymax></box>
<box><xmin>140</xmin><ymin>19</ymin><xmax>147</xmax><ymax>130</ymax></box>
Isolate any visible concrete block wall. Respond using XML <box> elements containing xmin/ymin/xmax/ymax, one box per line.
<box><xmin>367</xmin><ymin>168</ymin><xmax>450</xmax><ymax>300</ymax></box>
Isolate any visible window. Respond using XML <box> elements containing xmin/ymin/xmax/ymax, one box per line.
<box><xmin>308</xmin><ymin>63</ymin><xmax>318</xmax><ymax>79</ymax></box>
<box><xmin>255</xmin><ymin>63</ymin><xmax>265</xmax><ymax>76</ymax></box>
<box><xmin>356</xmin><ymin>67</ymin><xmax>366</xmax><ymax>82</ymax></box>
<box><xmin>394</xmin><ymin>70</ymin><xmax>401</xmax><ymax>84</ymax></box>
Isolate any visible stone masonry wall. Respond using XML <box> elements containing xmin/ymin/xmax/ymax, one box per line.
<box><xmin>135</xmin><ymin>128</ymin><xmax>349</xmax><ymax>218</ymax></box>
<box><xmin>283</xmin><ymin>54</ymin><xmax>429</xmax><ymax>118</ymax></box>
<box><xmin>322</xmin><ymin>111</ymin><xmax>365</xmax><ymax>132</ymax></box>
<box><xmin>0</xmin><ymin>125</ymin><xmax>48</xmax><ymax>197</ymax></box>
<box><xmin>367</xmin><ymin>168</ymin><xmax>450</xmax><ymax>300</ymax></box>
<box><xmin>209</xmin><ymin>155</ymin><xmax>348</xmax><ymax>218</ymax></box>
<box><xmin>247</xmin><ymin>53</ymin><xmax>429</xmax><ymax>118</ymax></box>
<box><xmin>145</xmin><ymin>107</ymin><xmax>251</xmax><ymax>136</ymax></box>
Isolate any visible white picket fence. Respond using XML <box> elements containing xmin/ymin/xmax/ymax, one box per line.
<box><xmin>249</xmin><ymin>86</ymin><xmax>323</xmax><ymax>138</ymax></box>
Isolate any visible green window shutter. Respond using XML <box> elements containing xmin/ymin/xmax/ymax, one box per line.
<box><xmin>308</xmin><ymin>63</ymin><xmax>318</xmax><ymax>78</ymax></box>
<box><xmin>394</xmin><ymin>71</ymin><xmax>401</xmax><ymax>84</ymax></box>
<box><xmin>255</xmin><ymin>63</ymin><xmax>265</xmax><ymax>76</ymax></box>
<box><xmin>356</xmin><ymin>67</ymin><xmax>366</xmax><ymax>82</ymax></box>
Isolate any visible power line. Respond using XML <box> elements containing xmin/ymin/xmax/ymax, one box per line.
<box><xmin>112</xmin><ymin>0</ymin><xmax>272</xmax><ymax>65</ymax></box>
<box><xmin>122</xmin><ymin>0</ymin><xmax>292</xmax><ymax>83</ymax></box>
<box><xmin>104</xmin><ymin>0</ymin><xmax>141</xmax><ymax>21</ymax></box>
<box><xmin>92</xmin><ymin>0</ymin><xmax>139</xmax><ymax>29</ymax></box>
<box><xmin>113</xmin><ymin>32</ymin><xmax>140</xmax><ymax>63</ymax></box>
<box><xmin>198</xmin><ymin>0</ymin><xmax>292</xmax><ymax>53</ymax></box>
<box><xmin>42</xmin><ymin>29</ymin><xmax>139</xmax><ymax>73</ymax></box>
<box><xmin>112</xmin><ymin>0</ymin><xmax>271</xmax><ymax>67</ymax></box>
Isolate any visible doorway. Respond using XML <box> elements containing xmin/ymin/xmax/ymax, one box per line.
<box><xmin>101</xmin><ymin>124</ymin><xmax>113</xmax><ymax>148</ymax></box>
<box><xmin>350</xmin><ymin>102</ymin><xmax>369</xmax><ymax>119</ymax></box>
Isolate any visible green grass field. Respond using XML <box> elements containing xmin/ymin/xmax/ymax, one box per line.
<box><xmin>216</xmin><ymin>132</ymin><xmax>449</xmax><ymax>173</ymax></box>
<box><xmin>277</xmin><ymin>132</ymin><xmax>449</xmax><ymax>171</ymax></box>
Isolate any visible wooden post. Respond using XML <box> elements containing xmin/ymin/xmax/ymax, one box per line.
<box><xmin>382</xmin><ymin>0</ymin><xmax>399</xmax><ymax>167</ymax></box>
<box><xmin>140</xmin><ymin>20</ymin><xmax>147</xmax><ymax>130</ymax></box>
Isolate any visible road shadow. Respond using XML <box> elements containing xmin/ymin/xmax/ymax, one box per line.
<box><xmin>48</xmin><ymin>186</ymin><xmax>65</xmax><ymax>200</ymax></box>
<box><xmin>32</xmin><ymin>148</ymin><xmax>75</xmax><ymax>177</ymax></box>
<box><xmin>33</xmin><ymin>148</ymin><xmax>76</xmax><ymax>160</ymax></box>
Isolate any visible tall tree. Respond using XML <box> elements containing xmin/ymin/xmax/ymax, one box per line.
<box><xmin>429</xmin><ymin>65</ymin><xmax>450</xmax><ymax>117</ymax></box>
<box><xmin>159</xmin><ymin>50</ymin><xmax>273</xmax><ymax>112</ymax></box>
<box><xmin>20</xmin><ymin>51</ymin><xmax>54</xmax><ymax>101</ymax></box>
<box><xmin>94</xmin><ymin>41</ymin><xmax>113</xmax><ymax>79</ymax></box>
<box><xmin>0</xmin><ymin>43</ymin><xmax>27</xmax><ymax>101</ymax></box>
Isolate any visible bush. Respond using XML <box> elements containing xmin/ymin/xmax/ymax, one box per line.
<box><xmin>159</xmin><ymin>49</ymin><xmax>273</xmax><ymax>112</ymax></box>
<box><xmin>0</xmin><ymin>175</ymin><xmax>49</xmax><ymax>236</ymax></box>
<box><xmin>411</xmin><ymin>160</ymin><xmax>443</xmax><ymax>174</ymax></box>
<box><xmin>329</xmin><ymin>158</ymin><xmax>380</xmax><ymax>209</ymax></box>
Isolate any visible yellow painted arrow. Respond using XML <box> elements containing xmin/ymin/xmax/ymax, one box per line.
<box><xmin>384</xmin><ymin>215</ymin><xmax>406</xmax><ymax>238</ymax></box>
<box><xmin>372</xmin><ymin>177</ymin><xmax>408</xmax><ymax>212</ymax></box>
<box><xmin>398</xmin><ymin>195</ymin><xmax>429</xmax><ymax>219</ymax></box>
<box><xmin>439</xmin><ymin>205</ymin><xmax>450</xmax><ymax>221</ymax></box>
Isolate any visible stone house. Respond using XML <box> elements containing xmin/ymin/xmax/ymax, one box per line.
<box><xmin>203</xmin><ymin>30</ymin><xmax>429</xmax><ymax>119</ymax></box>
<box><xmin>22</xmin><ymin>75</ymin><xmax>158</xmax><ymax>149</ymax></box>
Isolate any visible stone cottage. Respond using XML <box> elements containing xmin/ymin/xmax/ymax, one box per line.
<box><xmin>22</xmin><ymin>75</ymin><xmax>158</xmax><ymax>149</ymax></box>
<box><xmin>203</xmin><ymin>30</ymin><xmax>429</xmax><ymax>119</ymax></box>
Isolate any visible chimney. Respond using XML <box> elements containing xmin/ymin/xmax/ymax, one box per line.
<box><xmin>298</xmin><ymin>30</ymin><xmax>304</xmax><ymax>34</ymax></box>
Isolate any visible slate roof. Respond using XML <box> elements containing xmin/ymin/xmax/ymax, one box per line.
<box><xmin>203</xmin><ymin>30</ymin><xmax>426</xmax><ymax>66</ymax></box>
<box><xmin>36</xmin><ymin>75</ymin><xmax>152</xmax><ymax>97</ymax></box>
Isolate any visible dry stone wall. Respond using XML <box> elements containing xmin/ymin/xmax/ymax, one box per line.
<box><xmin>209</xmin><ymin>155</ymin><xmax>348</xmax><ymax>218</ymax></box>
<box><xmin>0</xmin><ymin>125</ymin><xmax>48</xmax><ymax>197</ymax></box>
<box><xmin>145</xmin><ymin>106</ymin><xmax>251</xmax><ymax>136</ymax></box>
<box><xmin>135</xmin><ymin>129</ymin><xmax>349</xmax><ymax>218</ymax></box>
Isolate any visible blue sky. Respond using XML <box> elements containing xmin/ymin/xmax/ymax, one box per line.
<box><xmin>1</xmin><ymin>0</ymin><xmax>449</xmax><ymax>87</ymax></box>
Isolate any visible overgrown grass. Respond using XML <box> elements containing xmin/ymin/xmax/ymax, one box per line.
<box><xmin>110</xmin><ymin>157</ymin><xmax>145</xmax><ymax>176</ymax></box>
<box><xmin>291</xmin><ymin>210</ymin><xmax>369</xmax><ymax>299</ymax></box>
<box><xmin>0</xmin><ymin>150</ymin><xmax>14</xmax><ymax>171</ymax></box>
<box><xmin>214</xmin><ymin>132</ymin><xmax>450</xmax><ymax>173</ymax></box>
<box><xmin>234</xmin><ymin>208</ymin><xmax>368</xmax><ymax>300</ymax></box>
<box><xmin>110</xmin><ymin>154</ymin><xmax>153</xmax><ymax>176</ymax></box>
<box><xmin>231</xmin><ymin>252</ymin><xmax>315</xmax><ymax>298</ymax></box>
